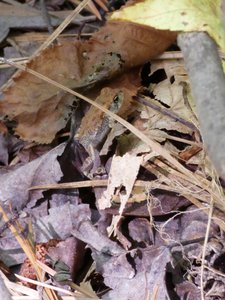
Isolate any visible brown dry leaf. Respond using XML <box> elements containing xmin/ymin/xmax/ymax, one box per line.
<box><xmin>98</xmin><ymin>153</ymin><xmax>143</xmax><ymax>213</ymax></box>
<box><xmin>140</xmin><ymin>60</ymin><xmax>199</xmax><ymax>142</ymax></box>
<box><xmin>0</xmin><ymin>21</ymin><xmax>176</xmax><ymax>143</ymax></box>
<box><xmin>116</xmin><ymin>59</ymin><xmax>200</xmax><ymax>158</ymax></box>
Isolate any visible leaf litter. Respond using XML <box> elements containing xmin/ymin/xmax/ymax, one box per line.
<box><xmin>0</xmin><ymin>1</ymin><xmax>225</xmax><ymax>300</ymax></box>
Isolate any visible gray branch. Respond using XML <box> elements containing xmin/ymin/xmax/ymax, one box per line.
<box><xmin>178</xmin><ymin>32</ymin><xmax>225</xmax><ymax>179</ymax></box>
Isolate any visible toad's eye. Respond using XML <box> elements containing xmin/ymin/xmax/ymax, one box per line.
<box><xmin>113</xmin><ymin>94</ymin><xmax>119</xmax><ymax>104</ymax></box>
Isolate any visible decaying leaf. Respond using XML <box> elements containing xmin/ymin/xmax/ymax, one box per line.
<box><xmin>0</xmin><ymin>143</ymin><xmax>64</xmax><ymax>210</ymax></box>
<box><xmin>99</xmin><ymin>153</ymin><xmax>143</xmax><ymax>213</ymax></box>
<box><xmin>19</xmin><ymin>239</ymin><xmax>60</xmax><ymax>288</ymax></box>
<box><xmin>34</xmin><ymin>203</ymin><xmax>81</xmax><ymax>242</ymax></box>
<box><xmin>140</xmin><ymin>60</ymin><xmax>199</xmax><ymax>140</ymax></box>
<box><xmin>175</xmin><ymin>282</ymin><xmax>201</xmax><ymax>299</ymax></box>
<box><xmin>115</xmin><ymin>59</ymin><xmax>200</xmax><ymax>162</ymax></box>
<box><xmin>94</xmin><ymin>245</ymin><xmax>171</xmax><ymax>300</ymax></box>
<box><xmin>0</xmin><ymin>21</ymin><xmax>176</xmax><ymax>143</ymax></box>
<box><xmin>128</xmin><ymin>218</ymin><xmax>154</xmax><ymax>245</ymax></box>
<box><xmin>0</xmin><ymin>235</ymin><xmax>26</xmax><ymax>266</ymax></box>
<box><xmin>71</xmin><ymin>215</ymin><xmax>125</xmax><ymax>256</ymax></box>
<box><xmin>48</xmin><ymin>237</ymin><xmax>85</xmax><ymax>281</ymax></box>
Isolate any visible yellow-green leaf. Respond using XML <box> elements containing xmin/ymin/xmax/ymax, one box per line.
<box><xmin>110</xmin><ymin>0</ymin><xmax>225</xmax><ymax>50</ymax></box>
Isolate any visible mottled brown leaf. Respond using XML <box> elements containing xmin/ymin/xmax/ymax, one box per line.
<box><xmin>0</xmin><ymin>21</ymin><xmax>176</xmax><ymax>143</ymax></box>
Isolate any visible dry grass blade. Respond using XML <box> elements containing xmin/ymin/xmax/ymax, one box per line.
<box><xmin>152</xmin><ymin>285</ymin><xmax>159</xmax><ymax>300</ymax></box>
<box><xmin>30</xmin><ymin>179</ymin><xmax>190</xmax><ymax>197</ymax></box>
<box><xmin>0</xmin><ymin>57</ymin><xmax>29</xmax><ymax>68</ymax></box>
<box><xmin>2</xmin><ymin>270</ymin><xmax>90</xmax><ymax>299</ymax></box>
<box><xmin>28</xmin><ymin>179</ymin><xmax>211</xmax><ymax>206</ymax></box>
<box><xmin>200</xmin><ymin>196</ymin><xmax>214</xmax><ymax>300</ymax></box>
<box><xmin>15</xmin><ymin>274</ymin><xmax>76</xmax><ymax>296</ymax></box>
<box><xmin>70</xmin><ymin>0</ymin><xmax>102</xmax><ymax>20</ymax></box>
<box><xmin>1</xmin><ymin>271</ymin><xmax>39</xmax><ymax>298</ymax></box>
<box><xmin>30</xmin><ymin>179</ymin><xmax>109</xmax><ymax>190</ymax></box>
<box><xmin>93</xmin><ymin>0</ymin><xmax>108</xmax><ymax>12</ymax></box>
<box><xmin>149</xmin><ymin>158</ymin><xmax>224</xmax><ymax>208</ymax></box>
<box><xmin>28</xmin><ymin>172</ymin><xmax>225</xmax><ymax>234</ymax></box>
<box><xmin>35</xmin><ymin>0</ymin><xmax>92</xmax><ymax>53</ymax></box>
<box><xmin>0</xmin><ymin>206</ymin><xmax>58</xmax><ymax>300</ymax></box>
<box><xmin>88</xmin><ymin>0</ymin><xmax>102</xmax><ymax>20</ymax></box>
<box><xmin>69</xmin><ymin>0</ymin><xmax>108</xmax><ymax>19</ymax></box>
<box><xmin>9</xmin><ymin>32</ymin><xmax>92</xmax><ymax>43</ymax></box>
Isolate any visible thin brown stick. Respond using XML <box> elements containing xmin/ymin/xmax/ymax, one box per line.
<box><xmin>29</xmin><ymin>179</ymin><xmax>171</xmax><ymax>190</ymax></box>
<box><xmin>29</xmin><ymin>179</ymin><xmax>211</xmax><ymax>207</ymax></box>
<box><xmin>156</xmin><ymin>50</ymin><xmax>225</xmax><ymax>61</ymax></box>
